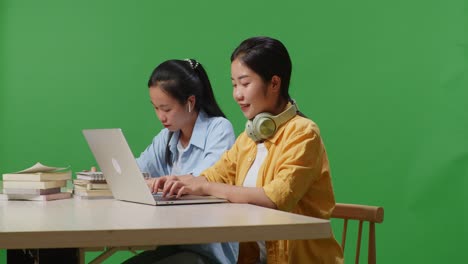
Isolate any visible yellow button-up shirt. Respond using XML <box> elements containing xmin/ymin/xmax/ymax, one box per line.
<box><xmin>201</xmin><ymin>115</ymin><xmax>343</xmax><ymax>264</ymax></box>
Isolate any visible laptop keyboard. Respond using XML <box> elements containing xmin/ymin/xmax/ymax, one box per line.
<box><xmin>152</xmin><ymin>193</ymin><xmax>177</xmax><ymax>201</ymax></box>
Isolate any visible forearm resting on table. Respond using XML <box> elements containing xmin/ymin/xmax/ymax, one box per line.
<box><xmin>177</xmin><ymin>174</ymin><xmax>197</xmax><ymax>182</ymax></box>
<box><xmin>202</xmin><ymin>179</ymin><xmax>277</xmax><ymax>209</ymax></box>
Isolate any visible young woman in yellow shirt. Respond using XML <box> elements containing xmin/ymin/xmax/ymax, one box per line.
<box><xmin>151</xmin><ymin>36</ymin><xmax>344</xmax><ymax>264</ymax></box>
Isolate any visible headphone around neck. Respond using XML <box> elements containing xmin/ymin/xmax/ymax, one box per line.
<box><xmin>245</xmin><ymin>101</ymin><xmax>298</xmax><ymax>142</ymax></box>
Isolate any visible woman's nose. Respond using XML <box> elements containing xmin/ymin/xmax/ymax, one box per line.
<box><xmin>233</xmin><ymin>89</ymin><xmax>243</xmax><ymax>101</ymax></box>
<box><xmin>156</xmin><ymin>111</ymin><xmax>166</xmax><ymax>122</ymax></box>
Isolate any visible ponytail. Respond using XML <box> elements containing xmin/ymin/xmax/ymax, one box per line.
<box><xmin>185</xmin><ymin>59</ymin><xmax>226</xmax><ymax>118</ymax></box>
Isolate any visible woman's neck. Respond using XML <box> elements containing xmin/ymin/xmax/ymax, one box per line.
<box><xmin>179</xmin><ymin>112</ymin><xmax>198</xmax><ymax>148</ymax></box>
<box><xmin>272</xmin><ymin>98</ymin><xmax>289</xmax><ymax>115</ymax></box>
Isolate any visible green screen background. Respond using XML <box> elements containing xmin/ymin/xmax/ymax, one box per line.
<box><xmin>1</xmin><ymin>0</ymin><xmax>467</xmax><ymax>263</ymax></box>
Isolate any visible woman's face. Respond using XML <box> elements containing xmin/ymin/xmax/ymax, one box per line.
<box><xmin>231</xmin><ymin>58</ymin><xmax>278</xmax><ymax>120</ymax></box>
<box><xmin>149</xmin><ymin>85</ymin><xmax>191</xmax><ymax>132</ymax></box>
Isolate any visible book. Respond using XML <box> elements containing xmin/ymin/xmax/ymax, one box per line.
<box><xmin>2</xmin><ymin>171</ymin><xmax>72</xmax><ymax>181</ymax></box>
<box><xmin>73</xmin><ymin>181</ymin><xmax>109</xmax><ymax>190</ymax></box>
<box><xmin>0</xmin><ymin>192</ymin><xmax>71</xmax><ymax>201</ymax></box>
<box><xmin>5</xmin><ymin>162</ymin><xmax>70</xmax><ymax>175</ymax></box>
<box><xmin>74</xmin><ymin>188</ymin><xmax>113</xmax><ymax>197</ymax></box>
<box><xmin>73</xmin><ymin>194</ymin><xmax>113</xmax><ymax>200</ymax></box>
<box><xmin>76</xmin><ymin>171</ymin><xmax>106</xmax><ymax>181</ymax></box>
<box><xmin>73</xmin><ymin>179</ymin><xmax>107</xmax><ymax>184</ymax></box>
<box><xmin>2</xmin><ymin>187</ymin><xmax>61</xmax><ymax>195</ymax></box>
<box><xmin>3</xmin><ymin>180</ymin><xmax>67</xmax><ymax>189</ymax></box>
<box><xmin>2</xmin><ymin>162</ymin><xmax>71</xmax><ymax>181</ymax></box>
<box><xmin>15</xmin><ymin>162</ymin><xmax>70</xmax><ymax>174</ymax></box>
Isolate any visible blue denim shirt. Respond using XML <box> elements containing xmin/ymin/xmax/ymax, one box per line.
<box><xmin>136</xmin><ymin>111</ymin><xmax>238</xmax><ymax>263</ymax></box>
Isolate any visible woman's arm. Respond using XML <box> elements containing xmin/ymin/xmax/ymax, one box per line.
<box><xmin>168</xmin><ymin>176</ymin><xmax>277</xmax><ymax>209</ymax></box>
<box><xmin>204</xmin><ymin>182</ymin><xmax>277</xmax><ymax>209</ymax></box>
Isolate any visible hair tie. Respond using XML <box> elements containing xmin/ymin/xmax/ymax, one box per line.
<box><xmin>184</xmin><ymin>58</ymin><xmax>199</xmax><ymax>70</ymax></box>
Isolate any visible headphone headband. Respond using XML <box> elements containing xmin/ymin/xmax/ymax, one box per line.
<box><xmin>245</xmin><ymin>101</ymin><xmax>298</xmax><ymax>142</ymax></box>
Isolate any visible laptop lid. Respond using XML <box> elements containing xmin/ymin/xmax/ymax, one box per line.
<box><xmin>82</xmin><ymin>128</ymin><xmax>227</xmax><ymax>206</ymax></box>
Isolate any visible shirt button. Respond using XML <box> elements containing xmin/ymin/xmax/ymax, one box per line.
<box><xmin>248</xmin><ymin>157</ymin><xmax>252</xmax><ymax>162</ymax></box>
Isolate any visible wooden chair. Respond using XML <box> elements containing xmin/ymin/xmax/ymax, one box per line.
<box><xmin>331</xmin><ymin>203</ymin><xmax>384</xmax><ymax>264</ymax></box>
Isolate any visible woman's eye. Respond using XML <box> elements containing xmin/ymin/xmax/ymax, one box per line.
<box><xmin>155</xmin><ymin>107</ymin><xmax>170</xmax><ymax>113</ymax></box>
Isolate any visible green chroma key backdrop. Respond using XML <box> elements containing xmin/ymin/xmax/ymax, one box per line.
<box><xmin>1</xmin><ymin>0</ymin><xmax>466</xmax><ymax>263</ymax></box>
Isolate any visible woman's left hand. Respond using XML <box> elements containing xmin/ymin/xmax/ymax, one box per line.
<box><xmin>164</xmin><ymin>176</ymin><xmax>208</xmax><ymax>198</ymax></box>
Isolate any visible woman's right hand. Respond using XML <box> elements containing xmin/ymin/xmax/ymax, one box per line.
<box><xmin>81</xmin><ymin>166</ymin><xmax>97</xmax><ymax>172</ymax></box>
<box><xmin>145</xmin><ymin>175</ymin><xmax>180</xmax><ymax>194</ymax></box>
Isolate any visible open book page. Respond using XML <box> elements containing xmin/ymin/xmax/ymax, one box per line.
<box><xmin>14</xmin><ymin>162</ymin><xmax>70</xmax><ymax>173</ymax></box>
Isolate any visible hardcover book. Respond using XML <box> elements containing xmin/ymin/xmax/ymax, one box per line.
<box><xmin>0</xmin><ymin>192</ymin><xmax>71</xmax><ymax>201</ymax></box>
<box><xmin>75</xmin><ymin>171</ymin><xmax>106</xmax><ymax>181</ymax></box>
<box><xmin>73</xmin><ymin>188</ymin><xmax>113</xmax><ymax>197</ymax></box>
<box><xmin>2</xmin><ymin>171</ymin><xmax>72</xmax><ymax>181</ymax></box>
<box><xmin>73</xmin><ymin>180</ymin><xmax>109</xmax><ymax>190</ymax></box>
<box><xmin>3</xmin><ymin>180</ymin><xmax>67</xmax><ymax>189</ymax></box>
<box><xmin>2</xmin><ymin>187</ymin><xmax>61</xmax><ymax>195</ymax></box>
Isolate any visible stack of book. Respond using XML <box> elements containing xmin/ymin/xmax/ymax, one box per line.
<box><xmin>73</xmin><ymin>171</ymin><xmax>113</xmax><ymax>199</ymax></box>
<box><xmin>0</xmin><ymin>162</ymin><xmax>72</xmax><ymax>201</ymax></box>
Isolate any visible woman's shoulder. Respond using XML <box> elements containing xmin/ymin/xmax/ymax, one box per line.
<box><xmin>286</xmin><ymin>115</ymin><xmax>321</xmax><ymax>137</ymax></box>
<box><xmin>149</xmin><ymin>127</ymin><xmax>171</xmax><ymax>142</ymax></box>
<box><xmin>203</xmin><ymin>114</ymin><xmax>234</xmax><ymax>129</ymax></box>
<box><xmin>195</xmin><ymin>112</ymin><xmax>235</xmax><ymax>139</ymax></box>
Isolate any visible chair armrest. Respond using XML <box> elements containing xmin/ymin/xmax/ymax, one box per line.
<box><xmin>332</xmin><ymin>203</ymin><xmax>384</xmax><ymax>223</ymax></box>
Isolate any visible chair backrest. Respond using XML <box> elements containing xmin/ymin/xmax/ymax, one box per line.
<box><xmin>331</xmin><ymin>203</ymin><xmax>384</xmax><ymax>264</ymax></box>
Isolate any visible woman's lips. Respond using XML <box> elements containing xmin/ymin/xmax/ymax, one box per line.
<box><xmin>240</xmin><ymin>104</ymin><xmax>250</xmax><ymax>112</ymax></box>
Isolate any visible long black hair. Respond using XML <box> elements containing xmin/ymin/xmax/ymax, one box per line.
<box><xmin>147</xmin><ymin>59</ymin><xmax>226</xmax><ymax>165</ymax></box>
<box><xmin>230</xmin><ymin>36</ymin><xmax>292</xmax><ymax>101</ymax></box>
<box><xmin>148</xmin><ymin>59</ymin><xmax>225</xmax><ymax>117</ymax></box>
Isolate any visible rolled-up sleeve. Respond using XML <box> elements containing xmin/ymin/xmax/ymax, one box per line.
<box><xmin>263</xmin><ymin>126</ymin><xmax>324</xmax><ymax>212</ymax></box>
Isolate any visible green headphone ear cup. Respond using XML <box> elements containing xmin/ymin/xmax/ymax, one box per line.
<box><xmin>255</xmin><ymin>116</ymin><xmax>276</xmax><ymax>139</ymax></box>
<box><xmin>246</xmin><ymin>113</ymin><xmax>275</xmax><ymax>142</ymax></box>
<box><xmin>245</xmin><ymin>120</ymin><xmax>260</xmax><ymax>142</ymax></box>
<box><xmin>245</xmin><ymin>102</ymin><xmax>298</xmax><ymax>142</ymax></box>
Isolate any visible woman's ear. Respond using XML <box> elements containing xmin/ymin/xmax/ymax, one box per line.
<box><xmin>270</xmin><ymin>75</ymin><xmax>282</xmax><ymax>93</ymax></box>
<box><xmin>187</xmin><ymin>95</ymin><xmax>196</xmax><ymax>112</ymax></box>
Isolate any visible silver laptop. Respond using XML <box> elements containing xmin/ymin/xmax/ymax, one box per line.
<box><xmin>82</xmin><ymin>128</ymin><xmax>227</xmax><ymax>206</ymax></box>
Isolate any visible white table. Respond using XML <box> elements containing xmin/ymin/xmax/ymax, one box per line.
<box><xmin>0</xmin><ymin>198</ymin><xmax>332</xmax><ymax>262</ymax></box>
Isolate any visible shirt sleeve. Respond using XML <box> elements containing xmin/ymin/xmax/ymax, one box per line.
<box><xmin>263</xmin><ymin>123</ymin><xmax>325</xmax><ymax>212</ymax></box>
<box><xmin>200</xmin><ymin>135</ymin><xmax>240</xmax><ymax>185</ymax></box>
<box><xmin>135</xmin><ymin>129</ymin><xmax>170</xmax><ymax>177</ymax></box>
<box><xmin>191</xmin><ymin>118</ymin><xmax>236</xmax><ymax>176</ymax></box>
